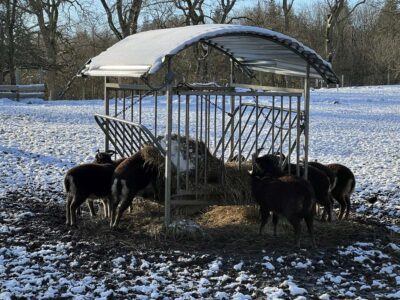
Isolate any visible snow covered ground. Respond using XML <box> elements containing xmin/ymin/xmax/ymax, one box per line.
<box><xmin>0</xmin><ymin>85</ymin><xmax>399</xmax><ymax>298</ymax></box>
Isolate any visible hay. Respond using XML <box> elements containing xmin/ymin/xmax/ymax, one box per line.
<box><xmin>223</xmin><ymin>161</ymin><xmax>253</xmax><ymax>205</ymax></box>
<box><xmin>199</xmin><ymin>205</ymin><xmax>259</xmax><ymax>227</ymax></box>
<box><xmin>139</xmin><ymin>139</ymin><xmax>254</xmax><ymax>206</ymax></box>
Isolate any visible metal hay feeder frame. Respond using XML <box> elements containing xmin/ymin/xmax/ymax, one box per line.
<box><xmin>80</xmin><ymin>24</ymin><xmax>339</xmax><ymax>226</ymax></box>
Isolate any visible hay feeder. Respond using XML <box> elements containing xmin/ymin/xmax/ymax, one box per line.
<box><xmin>79</xmin><ymin>24</ymin><xmax>339</xmax><ymax>226</ymax></box>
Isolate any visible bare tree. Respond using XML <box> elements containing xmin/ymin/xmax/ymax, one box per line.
<box><xmin>3</xmin><ymin>0</ymin><xmax>17</xmax><ymax>84</ymax></box>
<box><xmin>282</xmin><ymin>0</ymin><xmax>294</xmax><ymax>32</ymax></box>
<box><xmin>325</xmin><ymin>0</ymin><xmax>366</xmax><ymax>63</ymax></box>
<box><xmin>27</xmin><ymin>0</ymin><xmax>62</xmax><ymax>99</ymax></box>
<box><xmin>174</xmin><ymin>0</ymin><xmax>205</xmax><ymax>25</ymax></box>
<box><xmin>100</xmin><ymin>0</ymin><xmax>144</xmax><ymax>40</ymax></box>
<box><xmin>211</xmin><ymin>0</ymin><xmax>237</xmax><ymax>23</ymax></box>
<box><xmin>0</xmin><ymin>2</ymin><xmax>5</xmax><ymax>84</ymax></box>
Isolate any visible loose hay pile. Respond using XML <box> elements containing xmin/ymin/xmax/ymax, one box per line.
<box><xmin>140</xmin><ymin>136</ymin><xmax>253</xmax><ymax>206</ymax></box>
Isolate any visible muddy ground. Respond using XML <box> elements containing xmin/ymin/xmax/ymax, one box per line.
<box><xmin>1</xmin><ymin>187</ymin><xmax>399</xmax><ymax>299</ymax></box>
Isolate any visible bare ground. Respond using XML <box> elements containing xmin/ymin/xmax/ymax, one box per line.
<box><xmin>1</xmin><ymin>187</ymin><xmax>399</xmax><ymax>299</ymax></box>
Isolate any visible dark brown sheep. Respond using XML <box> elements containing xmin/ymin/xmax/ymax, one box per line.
<box><xmin>64</xmin><ymin>162</ymin><xmax>122</xmax><ymax>226</ymax></box>
<box><xmin>254</xmin><ymin>154</ymin><xmax>332</xmax><ymax>222</ymax></box>
<box><xmin>110</xmin><ymin>148</ymin><xmax>160</xmax><ymax>228</ymax></box>
<box><xmin>308</xmin><ymin>161</ymin><xmax>337</xmax><ymax>192</ymax></box>
<box><xmin>251</xmin><ymin>158</ymin><xmax>316</xmax><ymax>247</ymax></box>
<box><xmin>326</xmin><ymin>163</ymin><xmax>356</xmax><ymax>220</ymax></box>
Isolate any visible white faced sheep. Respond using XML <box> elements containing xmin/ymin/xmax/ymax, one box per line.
<box><xmin>110</xmin><ymin>146</ymin><xmax>160</xmax><ymax>229</ymax></box>
<box><xmin>64</xmin><ymin>152</ymin><xmax>125</xmax><ymax>226</ymax></box>
<box><xmin>251</xmin><ymin>156</ymin><xmax>316</xmax><ymax>248</ymax></box>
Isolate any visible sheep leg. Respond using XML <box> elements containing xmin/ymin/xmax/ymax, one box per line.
<box><xmin>112</xmin><ymin>191</ymin><xmax>135</xmax><ymax>228</ymax></box>
<box><xmin>289</xmin><ymin>218</ymin><xmax>301</xmax><ymax>248</ymax></box>
<box><xmin>322</xmin><ymin>194</ymin><xmax>333</xmax><ymax>222</ymax></box>
<box><xmin>151</xmin><ymin>178</ymin><xmax>159</xmax><ymax>202</ymax></box>
<box><xmin>113</xmin><ymin>199</ymin><xmax>133</xmax><ymax>228</ymax></box>
<box><xmin>344</xmin><ymin>194</ymin><xmax>351</xmax><ymax>219</ymax></box>
<box><xmin>272</xmin><ymin>213</ymin><xmax>279</xmax><ymax>237</ymax></box>
<box><xmin>101</xmin><ymin>199</ymin><xmax>108</xmax><ymax>218</ymax></box>
<box><xmin>106</xmin><ymin>196</ymin><xmax>112</xmax><ymax>218</ymax></box>
<box><xmin>336</xmin><ymin>194</ymin><xmax>346</xmax><ymax>220</ymax></box>
<box><xmin>259</xmin><ymin>207</ymin><xmax>269</xmax><ymax>235</ymax></box>
<box><xmin>70</xmin><ymin>194</ymin><xmax>86</xmax><ymax>226</ymax></box>
<box><xmin>87</xmin><ymin>199</ymin><xmax>96</xmax><ymax>217</ymax></box>
<box><xmin>304</xmin><ymin>214</ymin><xmax>316</xmax><ymax>248</ymax></box>
<box><xmin>66</xmin><ymin>195</ymin><xmax>73</xmax><ymax>226</ymax></box>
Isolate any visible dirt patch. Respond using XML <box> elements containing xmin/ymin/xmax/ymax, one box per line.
<box><xmin>1</xmin><ymin>188</ymin><xmax>395</xmax><ymax>255</ymax></box>
<box><xmin>1</xmin><ymin>187</ymin><xmax>399</xmax><ymax>299</ymax></box>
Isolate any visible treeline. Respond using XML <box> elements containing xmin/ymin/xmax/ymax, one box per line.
<box><xmin>0</xmin><ymin>0</ymin><xmax>399</xmax><ymax>99</ymax></box>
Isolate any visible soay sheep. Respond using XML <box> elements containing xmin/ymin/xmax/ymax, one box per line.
<box><xmin>110</xmin><ymin>146</ymin><xmax>160</xmax><ymax>229</ymax></box>
<box><xmin>326</xmin><ymin>163</ymin><xmax>355</xmax><ymax>220</ymax></box>
<box><xmin>64</xmin><ymin>151</ymin><xmax>125</xmax><ymax>226</ymax></box>
<box><xmin>254</xmin><ymin>154</ymin><xmax>332</xmax><ymax>222</ymax></box>
<box><xmin>251</xmin><ymin>156</ymin><xmax>316</xmax><ymax>247</ymax></box>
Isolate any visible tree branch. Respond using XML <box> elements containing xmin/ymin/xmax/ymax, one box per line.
<box><xmin>99</xmin><ymin>0</ymin><xmax>123</xmax><ymax>40</ymax></box>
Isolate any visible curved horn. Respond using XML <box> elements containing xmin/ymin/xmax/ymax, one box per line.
<box><xmin>106</xmin><ymin>150</ymin><xmax>116</xmax><ymax>155</ymax></box>
<box><xmin>256</xmin><ymin>147</ymin><xmax>264</xmax><ymax>156</ymax></box>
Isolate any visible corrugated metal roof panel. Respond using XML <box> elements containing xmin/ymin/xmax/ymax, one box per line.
<box><xmin>81</xmin><ymin>24</ymin><xmax>339</xmax><ymax>84</ymax></box>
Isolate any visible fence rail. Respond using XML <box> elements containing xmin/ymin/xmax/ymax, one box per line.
<box><xmin>0</xmin><ymin>84</ymin><xmax>45</xmax><ymax>100</ymax></box>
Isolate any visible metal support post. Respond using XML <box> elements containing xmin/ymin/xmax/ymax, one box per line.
<box><xmin>164</xmin><ymin>58</ymin><xmax>173</xmax><ymax>227</ymax></box>
<box><xmin>104</xmin><ymin>77</ymin><xmax>110</xmax><ymax>151</ymax></box>
<box><xmin>304</xmin><ymin>64</ymin><xmax>311</xmax><ymax>180</ymax></box>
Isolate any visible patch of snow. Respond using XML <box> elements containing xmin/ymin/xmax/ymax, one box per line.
<box><xmin>319</xmin><ymin>293</ymin><xmax>330</xmax><ymax>300</ymax></box>
<box><xmin>233</xmin><ymin>261</ymin><xmax>243</xmax><ymax>271</ymax></box>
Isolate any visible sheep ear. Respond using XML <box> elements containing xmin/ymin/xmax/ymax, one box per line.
<box><xmin>106</xmin><ymin>150</ymin><xmax>116</xmax><ymax>155</ymax></box>
<box><xmin>96</xmin><ymin>149</ymin><xmax>100</xmax><ymax>154</ymax></box>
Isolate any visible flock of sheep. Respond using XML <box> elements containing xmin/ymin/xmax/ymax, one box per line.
<box><xmin>250</xmin><ymin>154</ymin><xmax>355</xmax><ymax>247</ymax></box>
<box><xmin>64</xmin><ymin>145</ymin><xmax>355</xmax><ymax>247</ymax></box>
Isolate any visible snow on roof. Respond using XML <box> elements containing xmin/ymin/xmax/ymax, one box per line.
<box><xmin>81</xmin><ymin>24</ymin><xmax>339</xmax><ymax>84</ymax></box>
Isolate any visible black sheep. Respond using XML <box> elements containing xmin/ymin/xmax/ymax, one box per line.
<box><xmin>251</xmin><ymin>158</ymin><xmax>316</xmax><ymax>247</ymax></box>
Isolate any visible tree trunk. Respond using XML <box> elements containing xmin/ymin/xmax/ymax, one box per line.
<box><xmin>45</xmin><ymin>44</ymin><xmax>58</xmax><ymax>99</ymax></box>
<box><xmin>0</xmin><ymin>16</ymin><xmax>4</xmax><ymax>84</ymax></box>
<box><xmin>46</xmin><ymin>69</ymin><xmax>59</xmax><ymax>100</ymax></box>
<box><xmin>5</xmin><ymin>0</ymin><xmax>17</xmax><ymax>84</ymax></box>
<box><xmin>282</xmin><ymin>0</ymin><xmax>294</xmax><ymax>33</ymax></box>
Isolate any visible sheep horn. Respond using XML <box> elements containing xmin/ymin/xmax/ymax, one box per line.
<box><xmin>106</xmin><ymin>150</ymin><xmax>116</xmax><ymax>155</ymax></box>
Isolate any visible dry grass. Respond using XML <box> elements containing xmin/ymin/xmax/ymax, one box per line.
<box><xmin>80</xmin><ymin>198</ymin><xmax>397</xmax><ymax>252</ymax></box>
<box><xmin>199</xmin><ymin>205</ymin><xmax>259</xmax><ymax>227</ymax></box>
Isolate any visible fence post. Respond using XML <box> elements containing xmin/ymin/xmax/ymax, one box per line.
<box><xmin>15</xmin><ymin>68</ymin><xmax>21</xmax><ymax>101</ymax></box>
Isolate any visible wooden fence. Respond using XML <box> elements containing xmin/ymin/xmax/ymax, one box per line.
<box><xmin>0</xmin><ymin>84</ymin><xmax>45</xmax><ymax>100</ymax></box>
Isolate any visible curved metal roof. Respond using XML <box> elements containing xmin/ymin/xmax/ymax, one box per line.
<box><xmin>81</xmin><ymin>24</ymin><xmax>339</xmax><ymax>84</ymax></box>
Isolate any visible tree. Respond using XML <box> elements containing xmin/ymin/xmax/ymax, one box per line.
<box><xmin>282</xmin><ymin>0</ymin><xmax>294</xmax><ymax>32</ymax></box>
<box><xmin>325</xmin><ymin>0</ymin><xmax>366</xmax><ymax>63</ymax></box>
<box><xmin>372</xmin><ymin>0</ymin><xmax>400</xmax><ymax>84</ymax></box>
<box><xmin>100</xmin><ymin>0</ymin><xmax>144</xmax><ymax>40</ymax></box>
<box><xmin>27</xmin><ymin>0</ymin><xmax>62</xmax><ymax>99</ymax></box>
<box><xmin>173</xmin><ymin>0</ymin><xmax>240</xmax><ymax>81</ymax></box>
<box><xmin>1</xmin><ymin>0</ymin><xmax>17</xmax><ymax>84</ymax></box>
